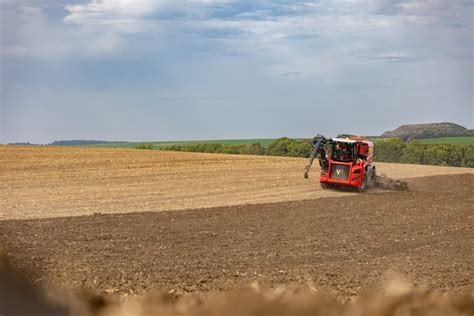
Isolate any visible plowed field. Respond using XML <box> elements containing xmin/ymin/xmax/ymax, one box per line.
<box><xmin>0</xmin><ymin>174</ymin><xmax>472</xmax><ymax>300</ymax></box>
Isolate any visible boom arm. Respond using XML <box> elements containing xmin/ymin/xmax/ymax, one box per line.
<box><xmin>304</xmin><ymin>135</ymin><xmax>328</xmax><ymax>179</ymax></box>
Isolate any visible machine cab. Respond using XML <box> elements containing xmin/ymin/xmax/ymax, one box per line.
<box><xmin>329</xmin><ymin>138</ymin><xmax>374</xmax><ymax>165</ymax></box>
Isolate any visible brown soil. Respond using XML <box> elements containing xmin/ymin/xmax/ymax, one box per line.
<box><xmin>1</xmin><ymin>146</ymin><xmax>472</xmax><ymax>220</ymax></box>
<box><xmin>1</xmin><ymin>173</ymin><xmax>472</xmax><ymax>300</ymax></box>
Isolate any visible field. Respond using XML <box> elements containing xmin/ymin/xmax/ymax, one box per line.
<box><xmin>1</xmin><ymin>146</ymin><xmax>473</xmax><ymax>314</ymax></box>
<box><xmin>417</xmin><ymin>136</ymin><xmax>474</xmax><ymax>146</ymax></box>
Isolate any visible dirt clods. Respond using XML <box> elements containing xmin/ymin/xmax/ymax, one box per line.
<box><xmin>375</xmin><ymin>175</ymin><xmax>409</xmax><ymax>191</ymax></box>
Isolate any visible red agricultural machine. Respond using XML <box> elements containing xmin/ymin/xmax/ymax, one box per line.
<box><xmin>303</xmin><ymin>135</ymin><xmax>376</xmax><ymax>192</ymax></box>
<box><xmin>304</xmin><ymin>135</ymin><xmax>408</xmax><ymax>192</ymax></box>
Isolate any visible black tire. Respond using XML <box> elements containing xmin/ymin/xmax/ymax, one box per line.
<box><xmin>320</xmin><ymin>182</ymin><xmax>331</xmax><ymax>189</ymax></box>
<box><xmin>358</xmin><ymin>174</ymin><xmax>368</xmax><ymax>193</ymax></box>
<box><xmin>368</xmin><ymin>168</ymin><xmax>376</xmax><ymax>188</ymax></box>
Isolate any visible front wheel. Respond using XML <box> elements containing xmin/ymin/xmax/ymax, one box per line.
<box><xmin>320</xmin><ymin>182</ymin><xmax>331</xmax><ymax>189</ymax></box>
<box><xmin>358</xmin><ymin>174</ymin><xmax>368</xmax><ymax>193</ymax></box>
<box><xmin>368</xmin><ymin>169</ymin><xmax>376</xmax><ymax>188</ymax></box>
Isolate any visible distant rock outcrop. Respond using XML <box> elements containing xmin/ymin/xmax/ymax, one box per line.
<box><xmin>381</xmin><ymin>122</ymin><xmax>473</xmax><ymax>140</ymax></box>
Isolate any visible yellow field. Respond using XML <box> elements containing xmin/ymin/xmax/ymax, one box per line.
<box><xmin>1</xmin><ymin>145</ymin><xmax>472</xmax><ymax>220</ymax></box>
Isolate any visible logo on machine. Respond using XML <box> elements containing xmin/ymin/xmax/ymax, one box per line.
<box><xmin>330</xmin><ymin>164</ymin><xmax>349</xmax><ymax>180</ymax></box>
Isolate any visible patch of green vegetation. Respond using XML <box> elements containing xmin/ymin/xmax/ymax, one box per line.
<box><xmin>161</xmin><ymin>143</ymin><xmax>266</xmax><ymax>156</ymax></box>
<box><xmin>160</xmin><ymin>138</ymin><xmax>312</xmax><ymax>157</ymax></box>
<box><xmin>135</xmin><ymin>143</ymin><xmax>154</xmax><ymax>150</ymax></box>
<box><xmin>87</xmin><ymin>139</ymin><xmax>277</xmax><ymax>149</ymax></box>
<box><xmin>160</xmin><ymin>137</ymin><xmax>474</xmax><ymax>167</ymax></box>
<box><xmin>375</xmin><ymin>139</ymin><xmax>473</xmax><ymax>167</ymax></box>
<box><xmin>417</xmin><ymin>137</ymin><xmax>474</xmax><ymax>146</ymax></box>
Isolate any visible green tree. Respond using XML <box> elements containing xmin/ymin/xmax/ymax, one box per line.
<box><xmin>461</xmin><ymin>146</ymin><xmax>474</xmax><ymax>167</ymax></box>
<box><xmin>222</xmin><ymin>145</ymin><xmax>240</xmax><ymax>154</ymax></box>
<box><xmin>400</xmin><ymin>141</ymin><xmax>425</xmax><ymax>164</ymax></box>
<box><xmin>265</xmin><ymin>138</ymin><xmax>292</xmax><ymax>156</ymax></box>
<box><xmin>423</xmin><ymin>145</ymin><xmax>450</xmax><ymax>166</ymax></box>
<box><xmin>287</xmin><ymin>140</ymin><xmax>312</xmax><ymax>158</ymax></box>
<box><xmin>445</xmin><ymin>145</ymin><xmax>464</xmax><ymax>167</ymax></box>
<box><xmin>135</xmin><ymin>143</ymin><xmax>154</xmax><ymax>150</ymax></box>
<box><xmin>240</xmin><ymin>143</ymin><xmax>265</xmax><ymax>155</ymax></box>
<box><xmin>374</xmin><ymin>139</ymin><xmax>406</xmax><ymax>162</ymax></box>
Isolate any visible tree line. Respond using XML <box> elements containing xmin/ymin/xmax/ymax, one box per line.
<box><xmin>374</xmin><ymin>139</ymin><xmax>473</xmax><ymax>167</ymax></box>
<box><xmin>158</xmin><ymin>143</ymin><xmax>267</xmax><ymax>155</ymax></box>
<box><xmin>157</xmin><ymin>138</ymin><xmax>473</xmax><ymax>168</ymax></box>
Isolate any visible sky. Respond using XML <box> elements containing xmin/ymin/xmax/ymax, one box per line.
<box><xmin>0</xmin><ymin>0</ymin><xmax>473</xmax><ymax>144</ymax></box>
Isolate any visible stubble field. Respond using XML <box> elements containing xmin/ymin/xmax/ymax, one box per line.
<box><xmin>1</xmin><ymin>145</ymin><xmax>472</xmax><ymax>220</ymax></box>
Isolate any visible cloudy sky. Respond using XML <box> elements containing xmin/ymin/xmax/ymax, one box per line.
<box><xmin>0</xmin><ymin>0</ymin><xmax>472</xmax><ymax>143</ymax></box>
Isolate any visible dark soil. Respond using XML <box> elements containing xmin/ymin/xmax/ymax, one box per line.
<box><xmin>1</xmin><ymin>174</ymin><xmax>472</xmax><ymax>300</ymax></box>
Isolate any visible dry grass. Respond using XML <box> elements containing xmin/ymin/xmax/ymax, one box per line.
<box><xmin>1</xmin><ymin>146</ymin><xmax>472</xmax><ymax>220</ymax></box>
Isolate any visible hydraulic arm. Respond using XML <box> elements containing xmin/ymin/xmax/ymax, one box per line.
<box><xmin>303</xmin><ymin>135</ymin><xmax>329</xmax><ymax>179</ymax></box>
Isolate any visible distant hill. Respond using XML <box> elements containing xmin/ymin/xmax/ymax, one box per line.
<box><xmin>381</xmin><ymin>122</ymin><xmax>474</xmax><ymax>141</ymax></box>
<box><xmin>50</xmin><ymin>140</ymin><xmax>127</xmax><ymax>146</ymax></box>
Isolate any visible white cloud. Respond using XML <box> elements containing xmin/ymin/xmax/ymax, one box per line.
<box><xmin>3</xmin><ymin>0</ymin><xmax>472</xmax><ymax>67</ymax></box>
<box><xmin>62</xmin><ymin>0</ymin><xmax>237</xmax><ymax>33</ymax></box>
<box><xmin>1</xmin><ymin>5</ymin><xmax>124</xmax><ymax>58</ymax></box>
<box><xmin>63</xmin><ymin>0</ymin><xmax>163</xmax><ymax>33</ymax></box>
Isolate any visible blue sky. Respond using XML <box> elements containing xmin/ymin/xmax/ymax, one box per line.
<box><xmin>1</xmin><ymin>0</ymin><xmax>472</xmax><ymax>143</ymax></box>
